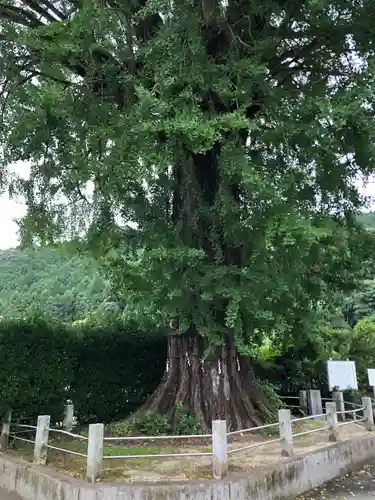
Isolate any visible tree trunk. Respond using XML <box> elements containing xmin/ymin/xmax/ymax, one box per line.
<box><xmin>142</xmin><ymin>332</ymin><xmax>274</xmax><ymax>431</ymax></box>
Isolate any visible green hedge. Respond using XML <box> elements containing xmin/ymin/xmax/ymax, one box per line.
<box><xmin>0</xmin><ymin>319</ymin><xmax>167</xmax><ymax>424</ymax></box>
<box><xmin>70</xmin><ymin>326</ymin><xmax>167</xmax><ymax>424</ymax></box>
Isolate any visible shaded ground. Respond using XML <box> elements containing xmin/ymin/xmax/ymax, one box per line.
<box><xmin>293</xmin><ymin>463</ymin><xmax>375</xmax><ymax>499</ymax></box>
<box><xmin>8</xmin><ymin>419</ymin><xmax>369</xmax><ymax>483</ymax></box>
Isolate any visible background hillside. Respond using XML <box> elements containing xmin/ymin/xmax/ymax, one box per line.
<box><xmin>357</xmin><ymin>212</ymin><xmax>375</xmax><ymax>229</ymax></box>
<box><xmin>0</xmin><ymin>211</ymin><xmax>374</xmax><ymax>323</ymax></box>
<box><xmin>0</xmin><ymin>246</ymin><xmax>121</xmax><ymax>322</ymax></box>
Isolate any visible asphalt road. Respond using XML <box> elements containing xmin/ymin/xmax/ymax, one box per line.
<box><xmin>293</xmin><ymin>463</ymin><xmax>375</xmax><ymax>499</ymax></box>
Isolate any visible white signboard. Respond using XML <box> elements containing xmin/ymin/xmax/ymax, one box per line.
<box><xmin>327</xmin><ymin>360</ymin><xmax>358</xmax><ymax>391</ymax></box>
<box><xmin>368</xmin><ymin>369</ymin><xmax>375</xmax><ymax>387</ymax></box>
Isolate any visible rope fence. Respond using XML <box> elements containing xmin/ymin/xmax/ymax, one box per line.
<box><xmin>1</xmin><ymin>392</ymin><xmax>374</xmax><ymax>482</ymax></box>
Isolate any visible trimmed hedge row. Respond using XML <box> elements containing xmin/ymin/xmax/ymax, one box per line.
<box><xmin>0</xmin><ymin>318</ymin><xmax>167</xmax><ymax>423</ymax></box>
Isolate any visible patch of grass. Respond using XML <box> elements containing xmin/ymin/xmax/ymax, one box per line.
<box><xmin>8</xmin><ymin>435</ymin><xmax>212</xmax><ymax>482</ymax></box>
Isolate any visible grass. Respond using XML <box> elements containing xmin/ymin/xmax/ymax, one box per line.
<box><xmin>8</xmin><ymin>434</ymin><xmax>212</xmax><ymax>482</ymax></box>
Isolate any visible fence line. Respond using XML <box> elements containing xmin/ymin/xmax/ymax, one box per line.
<box><xmin>46</xmin><ymin>444</ymin><xmax>87</xmax><ymax>458</ymax></box>
<box><xmin>228</xmin><ymin>437</ymin><xmax>281</xmax><ymax>455</ymax></box>
<box><xmin>227</xmin><ymin>421</ymin><xmax>279</xmax><ymax>437</ymax></box>
<box><xmin>2</xmin><ymin>392</ymin><xmax>374</xmax><ymax>482</ymax></box>
<box><xmin>338</xmin><ymin>418</ymin><xmax>366</xmax><ymax>427</ymax></box>
<box><xmin>291</xmin><ymin>413</ymin><xmax>326</xmax><ymax>423</ymax></box>
<box><xmin>49</xmin><ymin>428</ymin><xmax>88</xmax><ymax>440</ymax></box>
<box><xmin>103</xmin><ymin>451</ymin><xmax>212</xmax><ymax>460</ymax></box>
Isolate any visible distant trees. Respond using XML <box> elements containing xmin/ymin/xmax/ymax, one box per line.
<box><xmin>0</xmin><ymin>246</ymin><xmax>121</xmax><ymax>323</ymax></box>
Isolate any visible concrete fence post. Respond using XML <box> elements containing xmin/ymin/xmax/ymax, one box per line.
<box><xmin>87</xmin><ymin>423</ymin><xmax>104</xmax><ymax>483</ymax></box>
<box><xmin>63</xmin><ymin>403</ymin><xmax>74</xmax><ymax>431</ymax></box>
<box><xmin>332</xmin><ymin>392</ymin><xmax>345</xmax><ymax>421</ymax></box>
<box><xmin>299</xmin><ymin>390</ymin><xmax>308</xmax><ymax>414</ymax></box>
<box><xmin>212</xmin><ymin>420</ymin><xmax>228</xmax><ymax>479</ymax></box>
<box><xmin>0</xmin><ymin>410</ymin><xmax>12</xmax><ymax>450</ymax></box>
<box><xmin>278</xmin><ymin>409</ymin><xmax>293</xmax><ymax>457</ymax></box>
<box><xmin>363</xmin><ymin>396</ymin><xmax>374</xmax><ymax>431</ymax></box>
<box><xmin>308</xmin><ymin>389</ymin><xmax>323</xmax><ymax>416</ymax></box>
<box><xmin>33</xmin><ymin>415</ymin><xmax>50</xmax><ymax>465</ymax></box>
<box><xmin>326</xmin><ymin>402</ymin><xmax>340</xmax><ymax>442</ymax></box>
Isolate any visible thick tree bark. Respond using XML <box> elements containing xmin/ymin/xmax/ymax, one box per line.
<box><xmin>142</xmin><ymin>332</ymin><xmax>273</xmax><ymax>431</ymax></box>
<box><xmin>141</xmin><ymin>144</ymin><xmax>276</xmax><ymax>432</ymax></box>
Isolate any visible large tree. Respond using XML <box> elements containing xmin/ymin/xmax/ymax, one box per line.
<box><xmin>0</xmin><ymin>0</ymin><xmax>375</xmax><ymax>430</ymax></box>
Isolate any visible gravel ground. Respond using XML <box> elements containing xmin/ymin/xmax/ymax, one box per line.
<box><xmin>293</xmin><ymin>463</ymin><xmax>375</xmax><ymax>499</ymax></box>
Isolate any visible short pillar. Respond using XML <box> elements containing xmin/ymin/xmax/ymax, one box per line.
<box><xmin>333</xmin><ymin>392</ymin><xmax>345</xmax><ymax>421</ymax></box>
<box><xmin>63</xmin><ymin>403</ymin><xmax>74</xmax><ymax>431</ymax></box>
<box><xmin>278</xmin><ymin>409</ymin><xmax>293</xmax><ymax>457</ymax></box>
<box><xmin>33</xmin><ymin>415</ymin><xmax>50</xmax><ymax>465</ymax></box>
<box><xmin>326</xmin><ymin>402</ymin><xmax>340</xmax><ymax>442</ymax></box>
<box><xmin>363</xmin><ymin>397</ymin><xmax>374</xmax><ymax>431</ymax></box>
<box><xmin>299</xmin><ymin>390</ymin><xmax>308</xmax><ymax>415</ymax></box>
<box><xmin>0</xmin><ymin>411</ymin><xmax>12</xmax><ymax>450</ymax></box>
<box><xmin>87</xmin><ymin>423</ymin><xmax>104</xmax><ymax>483</ymax></box>
<box><xmin>212</xmin><ymin>420</ymin><xmax>228</xmax><ymax>479</ymax></box>
<box><xmin>308</xmin><ymin>389</ymin><xmax>323</xmax><ymax>416</ymax></box>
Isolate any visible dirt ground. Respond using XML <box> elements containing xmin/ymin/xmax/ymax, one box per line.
<box><xmin>112</xmin><ymin>420</ymin><xmax>369</xmax><ymax>483</ymax></box>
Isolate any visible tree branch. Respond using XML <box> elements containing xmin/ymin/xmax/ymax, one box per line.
<box><xmin>0</xmin><ymin>3</ymin><xmax>43</xmax><ymax>26</ymax></box>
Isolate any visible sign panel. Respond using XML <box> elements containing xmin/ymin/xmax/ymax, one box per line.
<box><xmin>368</xmin><ymin>369</ymin><xmax>375</xmax><ymax>387</ymax></box>
<box><xmin>327</xmin><ymin>360</ymin><xmax>358</xmax><ymax>391</ymax></box>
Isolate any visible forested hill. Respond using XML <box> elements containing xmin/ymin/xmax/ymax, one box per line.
<box><xmin>358</xmin><ymin>212</ymin><xmax>375</xmax><ymax>229</ymax></box>
<box><xmin>0</xmin><ymin>210</ymin><xmax>374</xmax><ymax>323</ymax></box>
<box><xmin>0</xmin><ymin>247</ymin><xmax>117</xmax><ymax>322</ymax></box>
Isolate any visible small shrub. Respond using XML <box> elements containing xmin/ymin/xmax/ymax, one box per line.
<box><xmin>173</xmin><ymin>402</ymin><xmax>201</xmax><ymax>435</ymax></box>
<box><xmin>106</xmin><ymin>420</ymin><xmax>133</xmax><ymax>437</ymax></box>
<box><xmin>135</xmin><ymin>412</ymin><xmax>171</xmax><ymax>436</ymax></box>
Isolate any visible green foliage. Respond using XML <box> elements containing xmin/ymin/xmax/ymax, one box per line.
<box><xmin>71</xmin><ymin>324</ymin><xmax>166</xmax><ymax>424</ymax></box>
<box><xmin>0</xmin><ymin>246</ymin><xmax>118</xmax><ymax>323</ymax></box>
<box><xmin>173</xmin><ymin>402</ymin><xmax>201</xmax><ymax>435</ymax></box>
<box><xmin>0</xmin><ymin>318</ymin><xmax>166</xmax><ymax>424</ymax></box>
<box><xmin>0</xmin><ymin>0</ymin><xmax>374</xmax><ymax>357</ymax></box>
<box><xmin>357</xmin><ymin>212</ymin><xmax>375</xmax><ymax>230</ymax></box>
<box><xmin>0</xmin><ymin>317</ymin><xmax>76</xmax><ymax>420</ymax></box>
<box><xmin>129</xmin><ymin>405</ymin><xmax>201</xmax><ymax>436</ymax></box>
<box><xmin>135</xmin><ymin>412</ymin><xmax>171</xmax><ymax>436</ymax></box>
<box><xmin>349</xmin><ymin>318</ymin><xmax>375</xmax><ymax>389</ymax></box>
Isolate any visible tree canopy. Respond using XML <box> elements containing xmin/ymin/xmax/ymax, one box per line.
<box><xmin>1</xmin><ymin>0</ymin><xmax>375</xmax><ymax>427</ymax></box>
<box><xmin>1</xmin><ymin>0</ymin><xmax>374</xmax><ymax>343</ymax></box>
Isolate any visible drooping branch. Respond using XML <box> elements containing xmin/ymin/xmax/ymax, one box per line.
<box><xmin>0</xmin><ymin>3</ymin><xmax>43</xmax><ymax>26</ymax></box>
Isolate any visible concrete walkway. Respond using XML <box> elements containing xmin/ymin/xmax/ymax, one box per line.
<box><xmin>294</xmin><ymin>462</ymin><xmax>375</xmax><ymax>499</ymax></box>
<box><xmin>0</xmin><ymin>490</ymin><xmax>20</xmax><ymax>499</ymax></box>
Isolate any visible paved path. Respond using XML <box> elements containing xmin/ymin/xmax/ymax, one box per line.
<box><xmin>0</xmin><ymin>491</ymin><xmax>20</xmax><ymax>499</ymax></box>
<box><xmin>294</xmin><ymin>463</ymin><xmax>375</xmax><ymax>499</ymax></box>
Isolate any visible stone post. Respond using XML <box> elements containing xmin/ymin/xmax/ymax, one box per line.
<box><xmin>34</xmin><ymin>415</ymin><xmax>50</xmax><ymax>465</ymax></box>
<box><xmin>212</xmin><ymin>420</ymin><xmax>228</xmax><ymax>479</ymax></box>
<box><xmin>363</xmin><ymin>396</ymin><xmax>374</xmax><ymax>431</ymax></box>
<box><xmin>299</xmin><ymin>390</ymin><xmax>308</xmax><ymax>415</ymax></box>
<box><xmin>0</xmin><ymin>410</ymin><xmax>11</xmax><ymax>450</ymax></box>
<box><xmin>308</xmin><ymin>389</ymin><xmax>323</xmax><ymax>416</ymax></box>
<box><xmin>63</xmin><ymin>403</ymin><xmax>74</xmax><ymax>431</ymax></box>
<box><xmin>326</xmin><ymin>402</ymin><xmax>340</xmax><ymax>442</ymax></box>
<box><xmin>87</xmin><ymin>423</ymin><xmax>104</xmax><ymax>483</ymax></box>
<box><xmin>333</xmin><ymin>391</ymin><xmax>345</xmax><ymax>421</ymax></box>
<box><xmin>279</xmin><ymin>409</ymin><xmax>293</xmax><ymax>457</ymax></box>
